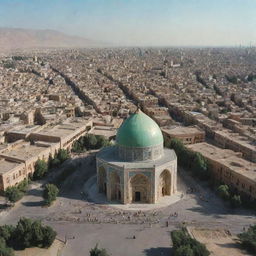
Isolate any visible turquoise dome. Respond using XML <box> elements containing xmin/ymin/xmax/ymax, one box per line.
<box><xmin>116</xmin><ymin>110</ymin><xmax>163</xmax><ymax>148</ymax></box>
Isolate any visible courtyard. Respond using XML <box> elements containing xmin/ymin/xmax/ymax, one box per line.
<box><xmin>0</xmin><ymin>152</ymin><xmax>255</xmax><ymax>256</ymax></box>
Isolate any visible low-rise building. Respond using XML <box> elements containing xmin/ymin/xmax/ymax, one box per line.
<box><xmin>162</xmin><ymin>126</ymin><xmax>205</xmax><ymax>145</ymax></box>
<box><xmin>187</xmin><ymin>142</ymin><xmax>256</xmax><ymax>200</ymax></box>
<box><xmin>0</xmin><ymin>118</ymin><xmax>93</xmax><ymax>192</ymax></box>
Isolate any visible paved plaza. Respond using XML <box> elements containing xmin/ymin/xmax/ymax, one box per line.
<box><xmin>0</xmin><ymin>153</ymin><xmax>255</xmax><ymax>256</ymax></box>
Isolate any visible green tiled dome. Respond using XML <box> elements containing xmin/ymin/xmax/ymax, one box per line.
<box><xmin>116</xmin><ymin>110</ymin><xmax>163</xmax><ymax>148</ymax></box>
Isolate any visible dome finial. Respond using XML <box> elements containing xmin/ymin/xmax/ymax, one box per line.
<box><xmin>135</xmin><ymin>103</ymin><xmax>141</xmax><ymax>114</ymax></box>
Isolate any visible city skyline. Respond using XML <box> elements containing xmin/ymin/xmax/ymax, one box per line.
<box><xmin>0</xmin><ymin>0</ymin><xmax>255</xmax><ymax>47</ymax></box>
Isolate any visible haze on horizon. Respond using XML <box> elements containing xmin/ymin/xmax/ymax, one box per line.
<box><xmin>0</xmin><ymin>0</ymin><xmax>255</xmax><ymax>47</ymax></box>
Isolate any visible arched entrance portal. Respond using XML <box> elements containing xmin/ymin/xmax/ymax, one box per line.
<box><xmin>130</xmin><ymin>174</ymin><xmax>150</xmax><ymax>203</ymax></box>
<box><xmin>159</xmin><ymin>169</ymin><xmax>171</xmax><ymax>197</ymax></box>
<box><xmin>110</xmin><ymin>172</ymin><xmax>121</xmax><ymax>201</ymax></box>
<box><xmin>98</xmin><ymin>166</ymin><xmax>107</xmax><ymax>194</ymax></box>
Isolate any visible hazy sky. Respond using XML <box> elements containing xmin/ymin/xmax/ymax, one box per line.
<box><xmin>0</xmin><ymin>0</ymin><xmax>255</xmax><ymax>46</ymax></box>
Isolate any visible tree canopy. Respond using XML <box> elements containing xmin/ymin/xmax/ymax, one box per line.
<box><xmin>238</xmin><ymin>224</ymin><xmax>256</xmax><ymax>254</ymax></box>
<box><xmin>0</xmin><ymin>218</ymin><xmax>56</xmax><ymax>250</ymax></box>
<box><xmin>43</xmin><ymin>184</ymin><xmax>59</xmax><ymax>206</ymax></box>
<box><xmin>171</xmin><ymin>228</ymin><xmax>210</xmax><ymax>256</ymax></box>
<box><xmin>90</xmin><ymin>244</ymin><xmax>110</xmax><ymax>256</ymax></box>
<box><xmin>33</xmin><ymin>159</ymin><xmax>48</xmax><ymax>180</ymax></box>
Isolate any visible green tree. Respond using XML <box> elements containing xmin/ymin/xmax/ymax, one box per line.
<box><xmin>84</xmin><ymin>134</ymin><xmax>97</xmax><ymax>149</ymax></box>
<box><xmin>175</xmin><ymin>245</ymin><xmax>193</xmax><ymax>256</ymax></box>
<box><xmin>31</xmin><ymin>220</ymin><xmax>44</xmax><ymax>246</ymax></box>
<box><xmin>217</xmin><ymin>185</ymin><xmax>230</xmax><ymax>200</ymax></box>
<box><xmin>33</xmin><ymin>159</ymin><xmax>48</xmax><ymax>180</ymax></box>
<box><xmin>17</xmin><ymin>179</ymin><xmax>29</xmax><ymax>193</ymax></box>
<box><xmin>230</xmin><ymin>195</ymin><xmax>242</xmax><ymax>208</ymax></box>
<box><xmin>171</xmin><ymin>229</ymin><xmax>190</xmax><ymax>249</ymax></box>
<box><xmin>43</xmin><ymin>184</ymin><xmax>59</xmax><ymax>206</ymax></box>
<box><xmin>95</xmin><ymin>135</ymin><xmax>110</xmax><ymax>149</ymax></box>
<box><xmin>72</xmin><ymin>140</ymin><xmax>84</xmax><ymax>153</ymax></box>
<box><xmin>190</xmin><ymin>239</ymin><xmax>210</xmax><ymax>256</ymax></box>
<box><xmin>0</xmin><ymin>218</ymin><xmax>56</xmax><ymax>250</ymax></box>
<box><xmin>41</xmin><ymin>226</ymin><xmax>56</xmax><ymax>248</ymax></box>
<box><xmin>0</xmin><ymin>225</ymin><xmax>15</xmax><ymax>242</ymax></box>
<box><xmin>57</xmin><ymin>149</ymin><xmax>70</xmax><ymax>163</ymax></box>
<box><xmin>238</xmin><ymin>225</ymin><xmax>256</xmax><ymax>254</ymax></box>
<box><xmin>171</xmin><ymin>229</ymin><xmax>210</xmax><ymax>256</ymax></box>
<box><xmin>5</xmin><ymin>187</ymin><xmax>23</xmax><ymax>203</ymax></box>
<box><xmin>14</xmin><ymin>218</ymin><xmax>33</xmax><ymax>248</ymax></box>
<box><xmin>191</xmin><ymin>152</ymin><xmax>209</xmax><ymax>179</ymax></box>
<box><xmin>90</xmin><ymin>244</ymin><xmax>110</xmax><ymax>256</ymax></box>
<box><xmin>0</xmin><ymin>238</ymin><xmax>14</xmax><ymax>256</ymax></box>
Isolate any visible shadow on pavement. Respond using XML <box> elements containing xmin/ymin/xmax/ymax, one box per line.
<box><xmin>144</xmin><ymin>247</ymin><xmax>172</xmax><ymax>256</ymax></box>
<box><xmin>22</xmin><ymin>200</ymin><xmax>45</xmax><ymax>207</ymax></box>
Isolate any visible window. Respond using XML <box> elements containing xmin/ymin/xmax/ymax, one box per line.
<box><xmin>13</xmin><ymin>174</ymin><xmax>15</xmax><ymax>180</ymax></box>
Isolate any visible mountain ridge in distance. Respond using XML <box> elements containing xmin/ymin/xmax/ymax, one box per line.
<box><xmin>0</xmin><ymin>27</ymin><xmax>107</xmax><ymax>50</ymax></box>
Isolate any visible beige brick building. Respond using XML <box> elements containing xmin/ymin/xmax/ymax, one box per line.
<box><xmin>187</xmin><ymin>143</ymin><xmax>256</xmax><ymax>200</ymax></box>
<box><xmin>0</xmin><ymin>118</ymin><xmax>92</xmax><ymax>192</ymax></box>
<box><xmin>162</xmin><ymin>126</ymin><xmax>205</xmax><ymax>145</ymax></box>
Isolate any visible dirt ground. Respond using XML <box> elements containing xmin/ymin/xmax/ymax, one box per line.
<box><xmin>14</xmin><ymin>239</ymin><xmax>65</xmax><ymax>256</ymax></box>
<box><xmin>189</xmin><ymin>227</ymin><xmax>250</xmax><ymax>256</ymax></box>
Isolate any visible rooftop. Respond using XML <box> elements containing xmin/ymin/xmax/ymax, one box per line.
<box><xmin>188</xmin><ymin>142</ymin><xmax>256</xmax><ymax>181</ymax></box>
<box><xmin>0</xmin><ymin>158</ymin><xmax>23</xmax><ymax>174</ymax></box>
<box><xmin>162</xmin><ymin>126</ymin><xmax>204</xmax><ymax>136</ymax></box>
<box><xmin>0</xmin><ymin>141</ymin><xmax>51</xmax><ymax>161</ymax></box>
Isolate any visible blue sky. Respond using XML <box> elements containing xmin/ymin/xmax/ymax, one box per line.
<box><xmin>0</xmin><ymin>0</ymin><xmax>255</xmax><ymax>46</ymax></box>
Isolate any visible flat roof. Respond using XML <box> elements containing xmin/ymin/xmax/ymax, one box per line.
<box><xmin>215</xmin><ymin>130</ymin><xmax>256</xmax><ymax>151</ymax></box>
<box><xmin>220</xmin><ymin>155</ymin><xmax>256</xmax><ymax>180</ymax></box>
<box><xmin>9</xmin><ymin>125</ymin><xmax>41</xmax><ymax>134</ymax></box>
<box><xmin>89</xmin><ymin>126</ymin><xmax>116</xmax><ymax>138</ymax></box>
<box><xmin>0</xmin><ymin>158</ymin><xmax>22</xmax><ymax>174</ymax></box>
<box><xmin>162</xmin><ymin>126</ymin><xmax>204</xmax><ymax>136</ymax></box>
<box><xmin>1</xmin><ymin>142</ymin><xmax>49</xmax><ymax>161</ymax></box>
<box><xmin>187</xmin><ymin>142</ymin><xmax>239</xmax><ymax>160</ymax></box>
<box><xmin>33</xmin><ymin>121</ymin><xmax>88</xmax><ymax>138</ymax></box>
<box><xmin>187</xmin><ymin>143</ymin><xmax>256</xmax><ymax>181</ymax></box>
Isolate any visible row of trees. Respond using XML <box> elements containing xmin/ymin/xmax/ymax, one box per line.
<box><xmin>5</xmin><ymin>179</ymin><xmax>29</xmax><ymax>203</ymax></box>
<box><xmin>217</xmin><ymin>183</ymin><xmax>256</xmax><ymax>210</ymax></box>
<box><xmin>165</xmin><ymin>137</ymin><xmax>210</xmax><ymax>180</ymax></box>
<box><xmin>0</xmin><ymin>218</ymin><xmax>56</xmax><ymax>254</ymax></box>
<box><xmin>33</xmin><ymin>148</ymin><xmax>70</xmax><ymax>180</ymax></box>
<box><xmin>165</xmin><ymin>137</ymin><xmax>246</xmax><ymax>209</ymax></box>
<box><xmin>4</xmin><ymin>148</ymin><xmax>69</xmax><ymax>204</ymax></box>
<box><xmin>72</xmin><ymin>134</ymin><xmax>111</xmax><ymax>153</ymax></box>
<box><xmin>171</xmin><ymin>228</ymin><xmax>210</xmax><ymax>256</ymax></box>
<box><xmin>217</xmin><ymin>184</ymin><xmax>242</xmax><ymax>208</ymax></box>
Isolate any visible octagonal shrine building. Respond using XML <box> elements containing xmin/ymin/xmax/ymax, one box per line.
<box><xmin>96</xmin><ymin>109</ymin><xmax>177</xmax><ymax>204</ymax></box>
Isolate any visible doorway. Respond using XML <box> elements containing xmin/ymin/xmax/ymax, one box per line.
<box><xmin>104</xmin><ymin>182</ymin><xmax>107</xmax><ymax>194</ymax></box>
<box><xmin>135</xmin><ymin>191</ymin><xmax>141</xmax><ymax>202</ymax></box>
